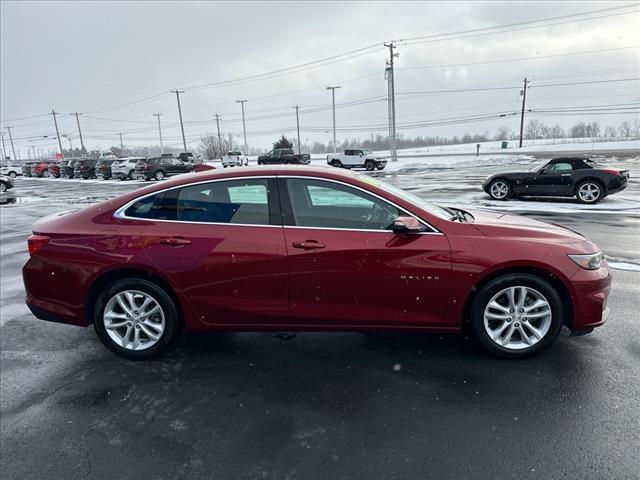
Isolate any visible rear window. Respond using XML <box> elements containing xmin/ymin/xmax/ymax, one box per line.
<box><xmin>228</xmin><ymin>151</ymin><xmax>242</xmax><ymax>156</ymax></box>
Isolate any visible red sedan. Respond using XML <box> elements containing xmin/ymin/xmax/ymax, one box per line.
<box><xmin>22</xmin><ymin>166</ymin><xmax>611</xmax><ymax>359</ymax></box>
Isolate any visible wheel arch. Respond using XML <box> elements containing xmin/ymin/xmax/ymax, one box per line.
<box><xmin>84</xmin><ymin>267</ymin><xmax>185</xmax><ymax>329</ymax></box>
<box><xmin>460</xmin><ymin>265</ymin><xmax>574</xmax><ymax>332</ymax></box>
<box><xmin>574</xmin><ymin>176</ymin><xmax>606</xmax><ymax>195</ymax></box>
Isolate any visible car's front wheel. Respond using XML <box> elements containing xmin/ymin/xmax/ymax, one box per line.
<box><xmin>0</xmin><ymin>181</ymin><xmax>7</xmax><ymax>193</ymax></box>
<box><xmin>576</xmin><ymin>180</ymin><xmax>603</xmax><ymax>204</ymax></box>
<box><xmin>93</xmin><ymin>279</ymin><xmax>182</xmax><ymax>360</ymax></box>
<box><xmin>488</xmin><ymin>179</ymin><xmax>512</xmax><ymax>200</ymax></box>
<box><xmin>8</xmin><ymin>171</ymin><xmax>17</xmax><ymax>178</ymax></box>
<box><xmin>471</xmin><ymin>274</ymin><xmax>564</xmax><ymax>358</ymax></box>
<box><xmin>155</xmin><ymin>170</ymin><xmax>165</xmax><ymax>181</ymax></box>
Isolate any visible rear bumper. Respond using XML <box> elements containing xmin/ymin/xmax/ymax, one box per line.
<box><xmin>607</xmin><ymin>181</ymin><xmax>628</xmax><ymax>195</ymax></box>
<box><xmin>569</xmin><ymin>262</ymin><xmax>613</xmax><ymax>331</ymax></box>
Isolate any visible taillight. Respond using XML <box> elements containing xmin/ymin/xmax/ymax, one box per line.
<box><xmin>27</xmin><ymin>234</ymin><xmax>50</xmax><ymax>257</ymax></box>
<box><xmin>602</xmin><ymin>168</ymin><xmax>621</xmax><ymax>175</ymax></box>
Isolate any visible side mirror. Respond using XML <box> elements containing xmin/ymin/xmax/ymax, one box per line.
<box><xmin>392</xmin><ymin>216</ymin><xmax>424</xmax><ymax>234</ymax></box>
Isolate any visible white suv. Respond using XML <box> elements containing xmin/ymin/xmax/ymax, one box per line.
<box><xmin>222</xmin><ymin>151</ymin><xmax>248</xmax><ymax>167</ymax></box>
<box><xmin>111</xmin><ymin>157</ymin><xmax>146</xmax><ymax>180</ymax></box>
<box><xmin>0</xmin><ymin>164</ymin><xmax>21</xmax><ymax>178</ymax></box>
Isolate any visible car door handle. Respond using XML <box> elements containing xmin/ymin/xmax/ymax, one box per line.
<box><xmin>160</xmin><ymin>237</ymin><xmax>192</xmax><ymax>247</ymax></box>
<box><xmin>292</xmin><ymin>240</ymin><xmax>326</xmax><ymax>250</ymax></box>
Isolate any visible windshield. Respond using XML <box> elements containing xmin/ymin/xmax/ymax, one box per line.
<box><xmin>529</xmin><ymin>161</ymin><xmax>547</xmax><ymax>172</ymax></box>
<box><xmin>357</xmin><ymin>174</ymin><xmax>451</xmax><ymax>220</ymax></box>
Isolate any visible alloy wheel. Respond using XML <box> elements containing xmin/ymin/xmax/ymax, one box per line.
<box><xmin>490</xmin><ymin>181</ymin><xmax>509</xmax><ymax>199</ymax></box>
<box><xmin>103</xmin><ymin>290</ymin><xmax>165</xmax><ymax>351</ymax></box>
<box><xmin>0</xmin><ymin>182</ymin><xmax>6</xmax><ymax>192</ymax></box>
<box><xmin>578</xmin><ymin>182</ymin><xmax>600</xmax><ymax>203</ymax></box>
<box><xmin>483</xmin><ymin>286</ymin><xmax>552</xmax><ymax>350</ymax></box>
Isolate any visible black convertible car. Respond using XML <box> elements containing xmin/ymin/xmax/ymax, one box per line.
<box><xmin>482</xmin><ymin>157</ymin><xmax>629</xmax><ymax>204</ymax></box>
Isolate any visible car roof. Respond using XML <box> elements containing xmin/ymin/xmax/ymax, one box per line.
<box><xmin>549</xmin><ymin>157</ymin><xmax>589</xmax><ymax>163</ymax></box>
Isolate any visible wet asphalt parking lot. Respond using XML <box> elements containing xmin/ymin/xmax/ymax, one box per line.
<box><xmin>1</xmin><ymin>155</ymin><xmax>639</xmax><ymax>479</ymax></box>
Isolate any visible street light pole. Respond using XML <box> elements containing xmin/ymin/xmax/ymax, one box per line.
<box><xmin>73</xmin><ymin>113</ymin><xmax>85</xmax><ymax>155</ymax></box>
<box><xmin>5</xmin><ymin>126</ymin><xmax>18</xmax><ymax>162</ymax></box>
<box><xmin>153</xmin><ymin>114</ymin><xmax>164</xmax><ymax>154</ymax></box>
<box><xmin>236</xmin><ymin>100</ymin><xmax>248</xmax><ymax>155</ymax></box>
<box><xmin>326</xmin><ymin>86</ymin><xmax>340</xmax><ymax>154</ymax></box>
<box><xmin>171</xmin><ymin>89</ymin><xmax>188</xmax><ymax>152</ymax></box>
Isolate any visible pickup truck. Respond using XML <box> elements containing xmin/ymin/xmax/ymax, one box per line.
<box><xmin>222</xmin><ymin>151</ymin><xmax>249</xmax><ymax>167</ymax></box>
<box><xmin>327</xmin><ymin>149</ymin><xmax>387</xmax><ymax>171</ymax></box>
<box><xmin>257</xmin><ymin>148</ymin><xmax>310</xmax><ymax>165</ymax></box>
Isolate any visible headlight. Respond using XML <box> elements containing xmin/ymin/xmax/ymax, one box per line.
<box><xmin>568</xmin><ymin>251</ymin><xmax>604</xmax><ymax>270</ymax></box>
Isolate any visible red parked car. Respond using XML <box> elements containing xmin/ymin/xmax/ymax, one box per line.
<box><xmin>23</xmin><ymin>166</ymin><xmax>611</xmax><ymax>360</ymax></box>
<box><xmin>32</xmin><ymin>161</ymin><xmax>54</xmax><ymax>177</ymax></box>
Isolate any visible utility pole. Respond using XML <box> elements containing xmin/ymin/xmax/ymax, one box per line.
<box><xmin>0</xmin><ymin>132</ymin><xmax>7</xmax><ymax>161</ymax></box>
<box><xmin>519</xmin><ymin>77</ymin><xmax>530</xmax><ymax>148</ymax></box>
<box><xmin>214</xmin><ymin>113</ymin><xmax>222</xmax><ymax>157</ymax></box>
<box><xmin>292</xmin><ymin>106</ymin><xmax>301</xmax><ymax>154</ymax></box>
<box><xmin>62</xmin><ymin>134</ymin><xmax>73</xmax><ymax>150</ymax></box>
<box><xmin>171</xmin><ymin>89</ymin><xmax>187</xmax><ymax>152</ymax></box>
<box><xmin>236</xmin><ymin>100</ymin><xmax>248</xmax><ymax>155</ymax></box>
<box><xmin>73</xmin><ymin>113</ymin><xmax>85</xmax><ymax>155</ymax></box>
<box><xmin>326</xmin><ymin>86</ymin><xmax>340</xmax><ymax>154</ymax></box>
<box><xmin>384</xmin><ymin>41</ymin><xmax>399</xmax><ymax>162</ymax></box>
<box><xmin>5</xmin><ymin>126</ymin><xmax>18</xmax><ymax>162</ymax></box>
<box><xmin>51</xmin><ymin>110</ymin><xmax>64</xmax><ymax>159</ymax></box>
<box><xmin>153</xmin><ymin>114</ymin><xmax>164</xmax><ymax>154</ymax></box>
<box><xmin>119</xmin><ymin>133</ymin><xmax>124</xmax><ymax>151</ymax></box>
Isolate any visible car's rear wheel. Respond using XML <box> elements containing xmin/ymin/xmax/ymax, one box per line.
<box><xmin>576</xmin><ymin>180</ymin><xmax>603</xmax><ymax>204</ymax></box>
<box><xmin>8</xmin><ymin>171</ymin><xmax>17</xmax><ymax>178</ymax></box>
<box><xmin>488</xmin><ymin>179</ymin><xmax>512</xmax><ymax>200</ymax></box>
<box><xmin>365</xmin><ymin>160</ymin><xmax>375</xmax><ymax>171</ymax></box>
<box><xmin>330</xmin><ymin>159</ymin><xmax>342</xmax><ymax>168</ymax></box>
<box><xmin>471</xmin><ymin>274</ymin><xmax>563</xmax><ymax>358</ymax></box>
<box><xmin>155</xmin><ymin>170</ymin><xmax>165</xmax><ymax>181</ymax></box>
<box><xmin>94</xmin><ymin>279</ymin><xmax>181</xmax><ymax>360</ymax></box>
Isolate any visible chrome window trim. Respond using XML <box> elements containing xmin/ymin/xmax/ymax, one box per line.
<box><xmin>113</xmin><ymin>174</ymin><xmax>442</xmax><ymax>234</ymax></box>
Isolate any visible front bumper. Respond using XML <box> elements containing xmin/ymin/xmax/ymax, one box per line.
<box><xmin>569</xmin><ymin>261</ymin><xmax>612</xmax><ymax>331</ymax></box>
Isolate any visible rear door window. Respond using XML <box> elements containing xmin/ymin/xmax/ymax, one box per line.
<box><xmin>175</xmin><ymin>179</ymin><xmax>271</xmax><ymax>225</ymax></box>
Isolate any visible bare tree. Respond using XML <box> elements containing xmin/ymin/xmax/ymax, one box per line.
<box><xmin>548</xmin><ymin>124</ymin><xmax>565</xmax><ymax>139</ymax></box>
<box><xmin>199</xmin><ymin>134</ymin><xmax>238</xmax><ymax>159</ymax></box>
<box><xmin>525</xmin><ymin>120</ymin><xmax>544</xmax><ymax>140</ymax></box>
<box><xmin>618</xmin><ymin>121</ymin><xmax>633</xmax><ymax>137</ymax></box>
<box><xmin>604</xmin><ymin>126</ymin><xmax>617</xmax><ymax>138</ymax></box>
<box><xmin>494</xmin><ymin>126</ymin><xmax>512</xmax><ymax>141</ymax></box>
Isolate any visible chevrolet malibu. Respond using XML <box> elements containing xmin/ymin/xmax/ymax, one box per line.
<box><xmin>22</xmin><ymin>166</ymin><xmax>611</xmax><ymax>360</ymax></box>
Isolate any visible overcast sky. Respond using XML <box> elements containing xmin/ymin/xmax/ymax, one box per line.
<box><xmin>1</xmin><ymin>0</ymin><xmax>638</xmax><ymax>155</ymax></box>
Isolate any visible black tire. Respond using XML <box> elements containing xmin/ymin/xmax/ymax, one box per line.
<box><xmin>330</xmin><ymin>159</ymin><xmax>342</xmax><ymax>168</ymax></box>
<box><xmin>365</xmin><ymin>160</ymin><xmax>375</xmax><ymax>171</ymax></box>
<box><xmin>93</xmin><ymin>278</ymin><xmax>182</xmax><ymax>360</ymax></box>
<box><xmin>126</xmin><ymin>170</ymin><xmax>134</xmax><ymax>180</ymax></box>
<box><xmin>8</xmin><ymin>171</ymin><xmax>17</xmax><ymax>178</ymax></box>
<box><xmin>575</xmin><ymin>179</ymin><xmax>604</xmax><ymax>204</ymax></box>
<box><xmin>0</xmin><ymin>181</ymin><xmax>7</xmax><ymax>193</ymax></box>
<box><xmin>488</xmin><ymin>179</ymin><xmax>512</xmax><ymax>201</ymax></box>
<box><xmin>470</xmin><ymin>273</ymin><xmax>564</xmax><ymax>358</ymax></box>
<box><xmin>154</xmin><ymin>170</ymin><xmax>165</xmax><ymax>181</ymax></box>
